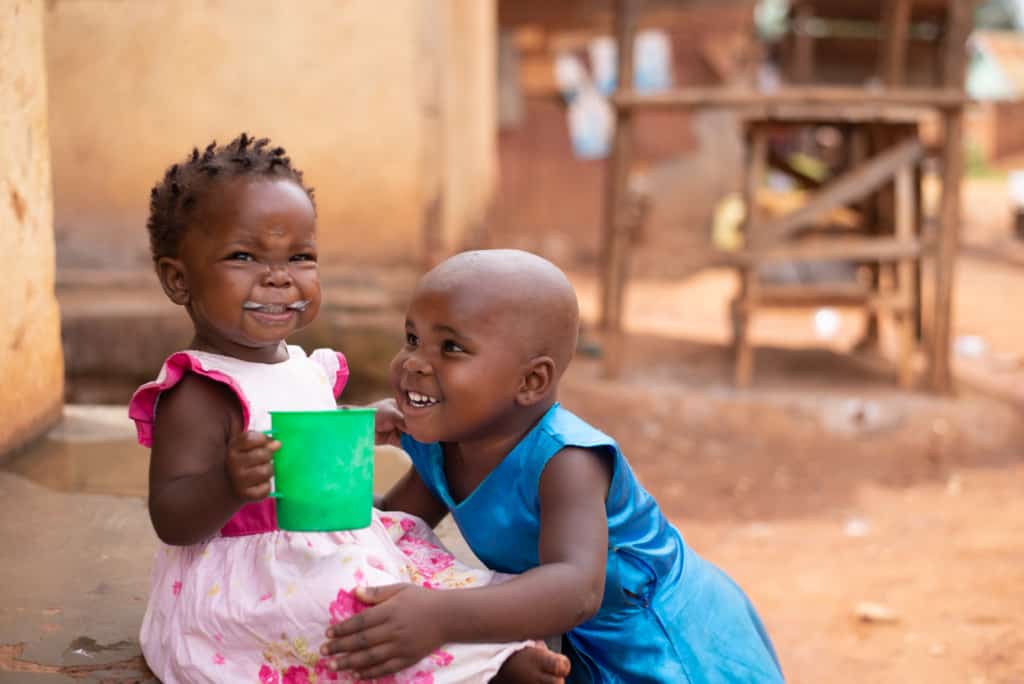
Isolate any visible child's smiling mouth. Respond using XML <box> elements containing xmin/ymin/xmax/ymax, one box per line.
<box><xmin>405</xmin><ymin>390</ymin><xmax>440</xmax><ymax>408</ymax></box>
<box><xmin>242</xmin><ymin>300</ymin><xmax>310</xmax><ymax>314</ymax></box>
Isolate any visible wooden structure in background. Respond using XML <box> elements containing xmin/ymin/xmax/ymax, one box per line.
<box><xmin>599</xmin><ymin>0</ymin><xmax>973</xmax><ymax>392</ymax></box>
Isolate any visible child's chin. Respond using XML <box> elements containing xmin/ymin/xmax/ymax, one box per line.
<box><xmin>403</xmin><ymin>421</ymin><xmax>442</xmax><ymax>445</ymax></box>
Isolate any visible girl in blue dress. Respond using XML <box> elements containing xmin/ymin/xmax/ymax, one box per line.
<box><xmin>321</xmin><ymin>249</ymin><xmax>784</xmax><ymax>683</ymax></box>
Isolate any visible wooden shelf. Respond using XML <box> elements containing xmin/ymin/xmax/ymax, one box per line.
<box><xmin>745</xmin><ymin>283</ymin><xmax>911</xmax><ymax>310</ymax></box>
<box><xmin>612</xmin><ymin>86</ymin><xmax>969</xmax><ymax>112</ymax></box>
<box><xmin>721</xmin><ymin>236</ymin><xmax>928</xmax><ymax>267</ymax></box>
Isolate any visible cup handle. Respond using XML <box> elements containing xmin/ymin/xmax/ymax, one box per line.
<box><xmin>263</xmin><ymin>430</ymin><xmax>282</xmax><ymax>499</ymax></box>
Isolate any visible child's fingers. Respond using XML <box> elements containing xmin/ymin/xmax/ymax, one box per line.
<box><xmin>238</xmin><ymin>481</ymin><xmax>272</xmax><ymax>500</ymax></box>
<box><xmin>320</xmin><ymin>622</ymin><xmax>394</xmax><ymax>659</ymax></box>
<box><xmin>352</xmin><ymin>657</ymin><xmax>411</xmax><ymax>680</ymax></box>
<box><xmin>233</xmin><ymin>430</ymin><xmax>281</xmax><ymax>452</ymax></box>
<box><xmin>232</xmin><ymin>444</ymin><xmax>277</xmax><ymax>468</ymax></box>
<box><xmin>237</xmin><ymin>462</ymin><xmax>274</xmax><ymax>484</ymax></box>
<box><xmin>323</xmin><ymin>607</ymin><xmax>389</xmax><ymax>642</ymax></box>
<box><xmin>328</xmin><ymin>642</ymin><xmax>406</xmax><ymax>676</ymax></box>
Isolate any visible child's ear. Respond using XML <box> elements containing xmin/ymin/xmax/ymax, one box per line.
<box><xmin>517</xmin><ymin>356</ymin><xmax>555</xmax><ymax>406</ymax></box>
<box><xmin>156</xmin><ymin>257</ymin><xmax>190</xmax><ymax>306</ymax></box>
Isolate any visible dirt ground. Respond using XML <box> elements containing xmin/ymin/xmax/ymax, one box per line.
<box><xmin>558</xmin><ymin>345</ymin><xmax>1024</xmax><ymax>684</ymax></box>
<box><xmin>3</xmin><ymin>174</ymin><xmax>1022</xmax><ymax>683</ymax></box>
<box><xmin>535</xmin><ymin>174</ymin><xmax>1024</xmax><ymax>684</ymax></box>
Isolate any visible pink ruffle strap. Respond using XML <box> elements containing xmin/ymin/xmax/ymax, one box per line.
<box><xmin>128</xmin><ymin>352</ymin><xmax>252</xmax><ymax>448</ymax></box>
<box><xmin>310</xmin><ymin>348</ymin><xmax>350</xmax><ymax>399</ymax></box>
<box><xmin>128</xmin><ymin>352</ymin><xmax>275</xmax><ymax>536</ymax></box>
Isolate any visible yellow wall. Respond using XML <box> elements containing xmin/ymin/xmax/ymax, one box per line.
<box><xmin>1</xmin><ymin>0</ymin><xmax>64</xmax><ymax>457</ymax></box>
<box><xmin>442</xmin><ymin>0</ymin><xmax>498</xmax><ymax>251</ymax></box>
<box><xmin>45</xmin><ymin>0</ymin><xmax>497</xmax><ymax>270</ymax></box>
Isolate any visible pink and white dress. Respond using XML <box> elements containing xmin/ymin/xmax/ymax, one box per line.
<box><xmin>129</xmin><ymin>346</ymin><xmax>528</xmax><ymax>684</ymax></box>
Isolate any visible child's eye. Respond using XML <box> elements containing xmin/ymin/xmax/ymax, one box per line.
<box><xmin>228</xmin><ymin>251</ymin><xmax>254</xmax><ymax>262</ymax></box>
<box><xmin>290</xmin><ymin>253</ymin><xmax>317</xmax><ymax>262</ymax></box>
<box><xmin>442</xmin><ymin>340</ymin><xmax>466</xmax><ymax>354</ymax></box>
<box><xmin>405</xmin><ymin>332</ymin><xmax>419</xmax><ymax>347</ymax></box>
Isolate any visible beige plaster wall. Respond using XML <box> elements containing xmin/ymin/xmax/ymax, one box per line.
<box><xmin>46</xmin><ymin>0</ymin><xmax>497</xmax><ymax>271</ymax></box>
<box><xmin>442</xmin><ymin>0</ymin><xmax>498</xmax><ymax>251</ymax></box>
<box><xmin>1</xmin><ymin>0</ymin><xmax>64</xmax><ymax>457</ymax></box>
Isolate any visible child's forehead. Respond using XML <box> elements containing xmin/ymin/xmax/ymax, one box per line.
<box><xmin>190</xmin><ymin>178</ymin><xmax>315</xmax><ymax>236</ymax></box>
<box><xmin>410</xmin><ymin>282</ymin><xmax>516</xmax><ymax>330</ymax></box>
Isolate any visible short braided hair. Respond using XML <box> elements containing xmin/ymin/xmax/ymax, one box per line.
<box><xmin>146</xmin><ymin>133</ymin><xmax>315</xmax><ymax>261</ymax></box>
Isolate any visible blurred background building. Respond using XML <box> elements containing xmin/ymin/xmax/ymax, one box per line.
<box><xmin>5</xmin><ymin>0</ymin><xmax>1024</xmax><ymax>454</ymax></box>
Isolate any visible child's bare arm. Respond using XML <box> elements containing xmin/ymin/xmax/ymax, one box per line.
<box><xmin>149</xmin><ymin>374</ymin><xmax>272</xmax><ymax>545</ymax></box>
<box><xmin>375</xmin><ymin>465</ymin><xmax>449</xmax><ymax>528</ymax></box>
<box><xmin>322</xmin><ymin>446</ymin><xmax>611</xmax><ymax>679</ymax></box>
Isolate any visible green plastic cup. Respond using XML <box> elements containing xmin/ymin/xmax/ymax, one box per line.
<box><xmin>268</xmin><ymin>408</ymin><xmax>376</xmax><ymax>532</ymax></box>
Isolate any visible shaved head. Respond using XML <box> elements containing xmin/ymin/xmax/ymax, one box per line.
<box><xmin>418</xmin><ymin>250</ymin><xmax>580</xmax><ymax>374</ymax></box>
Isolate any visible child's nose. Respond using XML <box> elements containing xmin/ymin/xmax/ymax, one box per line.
<box><xmin>402</xmin><ymin>354</ymin><xmax>432</xmax><ymax>374</ymax></box>
<box><xmin>261</xmin><ymin>263</ymin><xmax>293</xmax><ymax>287</ymax></box>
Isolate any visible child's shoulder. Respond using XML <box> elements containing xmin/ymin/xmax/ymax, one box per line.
<box><xmin>129</xmin><ymin>350</ymin><xmax>246</xmax><ymax>447</ymax></box>
<box><xmin>536</xmin><ymin>404</ymin><xmax>617</xmax><ymax>452</ymax></box>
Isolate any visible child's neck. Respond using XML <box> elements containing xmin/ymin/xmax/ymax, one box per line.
<box><xmin>442</xmin><ymin>399</ymin><xmax>556</xmax><ymax>500</ymax></box>
<box><xmin>189</xmin><ymin>334</ymin><xmax>290</xmax><ymax>364</ymax></box>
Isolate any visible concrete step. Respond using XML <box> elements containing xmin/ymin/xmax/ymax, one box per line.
<box><xmin>56</xmin><ymin>267</ymin><xmax>416</xmax><ymax>404</ymax></box>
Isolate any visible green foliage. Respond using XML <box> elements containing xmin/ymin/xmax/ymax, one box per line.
<box><xmin>975</xmin><ymin>0</ymin><xmax>1020</xmax><ymax>30</ymax></box>
<box><xmin>965</xmin><ymin>140</ymin><xmax>1007</xmax><ymax>180</ymax></box>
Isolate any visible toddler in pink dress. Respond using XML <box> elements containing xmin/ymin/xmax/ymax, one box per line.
<box><xmin>129</xmin><ymin>134</ymin><xmax>569</xmax><ymax>684</ymax></box>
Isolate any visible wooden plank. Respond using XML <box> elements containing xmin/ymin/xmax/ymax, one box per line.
<box><xmin>724</xmin><ymin>236</ymin><xmax>926</xmax><ymax>266</ymax></box>
<box><xmin>929</xmin><ymin>0</ymin><xmax>970</xmax><ymax>392</ymax></box>
<box><xmin>734</xmin><ymin>125</ymin><xmax>767</xmax><ymax>386</ymax></box>
<box><xmin>941</xmin><ymin>0</ymin><xmax>972</xmax><ymax>90</ymax></box>
<box><xmin>756</xmin><ymin>138</ymin><xmax>924</xmax><ymax>245</ymax></box>
<box><xmin>793</xmin><ymin>2</ymin><xmax>815</xmax><ymax>84</ymax></box>
<box><xmin>599</xmin><ymin>0</ymin><xmax>638</xmax><ymax>379</ymax></box>
<box><xmin>740</xmin><ymin>104</ymin><xmax>928</xmax><ymax>124</ymax></box>
<box><xmin>930</xmin><ymin>109</ymin><xmax>965</xmax><ymax>392</ymax></box>
<box><xmin>613</xmin><ymin>86</ymin><xmax>970</xmax><ymax>110</ymax></box>
<box><xmin>746</xmin><ymin>284</ymin><xmax>911</xmax><ymax>309</ymax></box>
<box><xmin>895</xmin><ymin>165</ymin><xmax>916</xmax><ymax>388</ymax></box>
<box><xmin>735</xmin><ymin>267</ymin><xmax>758</xmax><ymax>387</ymax></box>
<box><xmin>881</xmin><ymin>0</ymin><xmax>912</xmax><ymax>87</ymax></box>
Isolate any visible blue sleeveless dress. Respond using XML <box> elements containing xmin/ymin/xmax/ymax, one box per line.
<box><xmin>401</xmin><ymin>404</ymin><xmax>784</xmax><ymax>683</ymax></box>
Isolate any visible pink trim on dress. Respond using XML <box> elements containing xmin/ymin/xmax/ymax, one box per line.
<box><xmin>310</xmin><ymin>348</ymin><xmax>350</xmax><ymax>399</ymax></box>
<box><xmin>128</xmin><ymin>351</ymin><xmax>276</xmax><ymax>536</ymax></box>
<box><xmin>128</xmin><ymin>352</ymin><xmax>253</xmax><ymax>448</ymax></box>
<box><xmin>219</xmin><ymin>500</ymin><xmax>278</xmax><ymax>537</ymax></box>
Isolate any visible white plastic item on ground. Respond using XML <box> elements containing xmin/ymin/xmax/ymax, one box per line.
<box><xmin>954</xmin><ymin>334</ymin><xmax>988</xmax><ymax>359</ymax></box>
<box><xmin>813</xmin><ymin>308</ymin><xmax>841</xmax><ymax>340</ymax></box>
<box><xmin>1008</xmin><ymin>170</ymin><xmax>1024</xmax><ymax>208</ymax></box>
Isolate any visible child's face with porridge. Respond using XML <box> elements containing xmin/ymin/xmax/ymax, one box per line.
<box><xmin>159</xmin><ymin>177</ymin><xmax>320</xmax><ymax>360</ymax></box>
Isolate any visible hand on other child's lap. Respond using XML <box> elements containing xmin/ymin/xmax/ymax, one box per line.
<box><xmin>321</xmin><ymin>583</ymin><xmax>444</xmax><ymax>678</ymax></box>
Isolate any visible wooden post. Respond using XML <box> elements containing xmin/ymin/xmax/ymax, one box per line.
<box><xmin>734</xmin><ymin>125</ymin><xmax>767</xmax><ymax>387</ymax></box>
<box><xmin>913</xmin><ymin>161</ymin><xmax>925</xmax><ymax>344</ymax></box>
<box><xmin>853</xmin><ymin>124</ymin><xmax>881</xmax><ymax>351</ymax></box>
<box><xmin>894</xmin><ymin>165</ymin><xmax>916</xmax><ymax>389</ymax></box>
<box><xmin>793</xmin><ymin>2</ymin><xmax>815</xmax><ymax>84</ymax></box>
<box><xmin>599</xmin><ymin>0</ymin><xmax>638</xmax><ymax>378</ymax></box>
<box><xmin>930</xmin><ymin>0</ymin><xmax>970</xmax><ymax>392</ymax></box>
<box><xmin>931</xmin><ymin>109</ymin><xmax>964</xmax><ymax>392</ymax></box>
<box><xmin>881</xmin><ymin>0</ymin><xmax>912</xmax><ymax>88</ymax></box>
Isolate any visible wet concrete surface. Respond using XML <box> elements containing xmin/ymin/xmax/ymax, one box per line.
<box><xmin>0</xmin><ymin>406</ymin><xmax>465</xmax><ymax>682</ymax></box>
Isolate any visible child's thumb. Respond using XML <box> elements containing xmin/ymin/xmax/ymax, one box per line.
<box><xmin>355</xmin><ymin>583</ymin><xmax>408</xmax><ymax>605</ymax></box>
